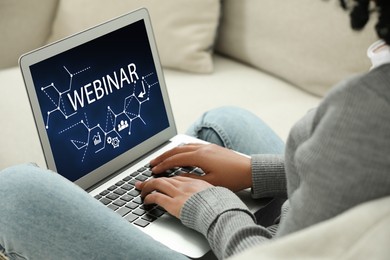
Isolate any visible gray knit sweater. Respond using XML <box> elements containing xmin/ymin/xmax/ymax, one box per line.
<box><xmin>180</xmin><ymin>64</ymin><xmax>390</xmax><ymax>259</ymax></box>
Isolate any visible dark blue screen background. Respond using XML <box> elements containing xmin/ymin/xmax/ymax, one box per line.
<box><xmin>30</xmin><ymin>20</ymin><xmax>169</xmax><ymax>181</ymax></box>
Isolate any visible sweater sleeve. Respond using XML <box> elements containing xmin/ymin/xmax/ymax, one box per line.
<box><xmin>278</xmin><ymin>66</ymin><xmax>390</xmax><ymax>236</ymax></box>
<box><xmin>180</xmin><ymin>187</ymin><xmax>272</xmax><ymax>259</ymax></box>
<box><xmin>251</xmin><ymin>154</ymin><xmax>287</xmax><ymax>198</ymax></box>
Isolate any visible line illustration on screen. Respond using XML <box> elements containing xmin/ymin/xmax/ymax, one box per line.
<box><xmin>40</xmin><ymin>64</ymin><xmax>158</xmax><ymax>163</ymax></box>
<box><xmin>41</xmin><ymin>65</ymin><xmax>91</xmax><ymax>129</ymax></box>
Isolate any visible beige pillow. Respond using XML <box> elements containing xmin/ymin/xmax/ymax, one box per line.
<box><xmin>0</xmin><ymin>0</ymin><xmax>58</xmax><ymax>69</ymax></box>
<box><xmin>216</xmin><ymin>0</ymin><xmax>378</xmax><ymax>96</ymax></box>
<box><xmin>47</xmin><ymin>0</ymin><xmax>220</xmax><ymax>73</ymax></box>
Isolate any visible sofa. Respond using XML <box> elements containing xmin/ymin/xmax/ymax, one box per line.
<box><xmin>1</xmin><ymin>0</ymin><xmax>388</xmax><ymax>259</ymax></box>
<box><xmin>0</xmin><ymin>0</ymin><xmax>379</xmax><ymax>170</ymax></box>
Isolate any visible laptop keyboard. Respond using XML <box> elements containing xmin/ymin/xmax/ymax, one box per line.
<box><xmin>94</xmin><ymin>163</ymin><xmax>204</xmax><ymax>228</ymax></box>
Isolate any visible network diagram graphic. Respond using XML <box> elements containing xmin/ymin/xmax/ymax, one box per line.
<box><xmin>41</xmin><ymin>65</ymin><xmax>158</xmax><ymax>162</ymax></box>
<box><xmin>41</xmin><ymin>65</ymin><xmax>90</xmax><ymax>128</ymax></box>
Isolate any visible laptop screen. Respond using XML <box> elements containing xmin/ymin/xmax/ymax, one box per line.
<box><xmin>28</xmin><ymin>18</ymin><xmax>170</xmax><ymax>182</ymax></box>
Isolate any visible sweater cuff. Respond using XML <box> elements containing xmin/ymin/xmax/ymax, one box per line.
<box><xmin>251</xmin><ymin>154</ymin><xmax>287</xmax><ymax>198</ymax></box>
<box><xmin>180</xmin><ymin>187</ymin><xmax>254</xmax><ymax>236</ymax></box>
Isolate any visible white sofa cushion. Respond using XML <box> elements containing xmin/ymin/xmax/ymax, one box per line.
<box><xmin>0</xmin><ymin>0</ymin><xmax>58</xmax><ymax>69</ymax></box>
<box><xmin>229</xmin><ymin>196</ymin><xmax>390</xmax><ymax>260</ymax></box>
<box><xmin>47</xmin><ymin>0</ymin><xmax>220</xmax><ymax>74</ymax></box>
<box><xmin>216</xmin><ymin>0</ymin><xmax>378</xmax><ymax>96</ymax></box>
<box><xmin>165</xmin><ymin>55</ymin><xmax>320</xmax><ymax>140</ymax></box>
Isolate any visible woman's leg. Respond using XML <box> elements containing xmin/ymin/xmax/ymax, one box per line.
<box><xmin>0</xmin><ymin>164</ymin><xmax>187</xmax><ymax>260</ymax></box>
<box><xmin>186</xmin><ymin>106</ymin><xmax>285</xmax><ymax>155</ymax></box>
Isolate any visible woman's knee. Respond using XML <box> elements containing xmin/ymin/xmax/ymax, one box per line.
<box><xmin>0</xmin><ymin>163</ymin><xmax>41</xmax><ymax>190</ymax></box>
<box><xmin>186</xmin><ymin>106</ymin><xmax>253</xmax><ymax>142</ymax></box>
<box><xmin>1</xmin><ymin>163</ymin><xmax>48</xmax><ymax>184</ymax></box>
<box><xmin>0</xmin><ymin>164</ymin><xmax>48</xmax><ymax>209</ymax></box>
<box><xmin>186</xmin><ymin>106</ymin><xmax>284</xmax><ymax>154</ymax></box>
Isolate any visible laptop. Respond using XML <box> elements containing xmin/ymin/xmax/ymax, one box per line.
<box><xmin>19</xmin><ymin>8</ymin><xmax>262</xmax><ymax>258</ymax></box>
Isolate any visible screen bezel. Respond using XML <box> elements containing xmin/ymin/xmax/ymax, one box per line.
<box><xmin>19</xmin><ymin>8</ymin><xmax>177</xmax><ymax>190</ymax></box>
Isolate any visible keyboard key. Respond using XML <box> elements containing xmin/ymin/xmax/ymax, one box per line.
<box><xmin>107</xmin><ymin>185</ymin><xmax>117</xmax><ymax>191</ymax></box>
<box><xmin>149</xmin><ymin>208</ymin><xmax>165</xmax><ymax>217</ymax></box>
<box><xmin>142</xmin><ymin>214</ymin><xmax>157</xmax><ymax>222</ymax></box>
<box><xmin>134</xmin><ymin>219</ymin><xmax>150</xmax><ymax>227</ymax></box>
<box><xmin>113</xmin><ymin>188</ymin><xmax>126</xmax><ymax>195</ymax></box>
<box><xmin>99</xmin><ymin>197</ymin><xmax>111</xmax><ymax>205</ymax></box>
<box><xmin>125</xmin><ymin>202</ymin><xmax>138</xmax><ymax>209</ymax></box>
<box><xmin>173</xmin><ymin>170</ymin><xmax>187</xmax><ymax>176</ymax></box>
<box><xmin>130</xmin><ymin>171</ymin><xmax>140</xmax><ymax>177</ymax></box>
<box><xmin>113</xmin><ymin>199</ymin><xmax>126</xmax><ymax>207</ymax></box>
<box><xmin>122</xmin><ymin>176</ymin><xmax>131</xmax><ymax>182</ymax></box>
<box><xmin>121</xmin><ymin>184</ymin><xmax>133</xmax><ymax>191</ymax></box>
<box><xmin>99</xmin><ymin>190</ymin><xmax>110</xmax><ymax>196</ymax></box>
<box><xmin>132</xmin><ymin>197</ymin><xmax>142</xmax><ymax>204</ymax></box>
<box><xmin>125</xmin><ymin>213</ymin><xmax>138</xmax><ymax>223</ymax></box>
<box><xmin>140</xmin><ymin>204</ymin><xmax>156</xmax><ymax>211</ymax></box>
<box><xmin>142</xmin><ymin>170</ymin><xmax>153</xmax><ymax>177</ymax></box>
<box><xmin>135</xmin><ymin>175</ymin><xmax>148</xmax><ymax>182</ymax></box>
<box><xmin>94</xmin><ymin>194</ymin><xmax>102</xmax><ymax>200</ymax></box>
<box><xmin>108</xmin><ymin>204</ymin><xmax>119</xmax><ymax>211</ymax></box>
<box><xmin>115</xmin><ymin>180</ymin><xmax>125</xmax><ymax>186</ymax></box>
<box><xmin>106</xmin><ymin>193</ymin><xmax>120</xmax><ymax>200</ymax></box>
<box><xmin>116</xmin><ymin>207</ymin><xmax>131</xmax><ymax>217</ymax></box>
<box><xmin>128</xmin><ymin>189</ymin><xmax>140</xmax><ymax>197</ymax></box>
<box><xmin>154</xmin><ymin>170</ymin><xmax>174</xmax><ymax>178</ymax></box>
<box><xmin>128</xmin><ymin>179</ymin><xmax>137</xmax><ymax>185</ymax></box>
<box><xmin>133</xmin><ymin>208</ymin><xmax>146</xmax><ymax>216</ymax></box>
<box><xmin>120</xmin><ymin>194</ymin><xmax>133</xmax><ymax>202</ymax></box>
<box><xmin>192</xmin><ymin>167</ymin><xmax>205</xmax><ymax>176</ymax></box>
<box><xmin>181</xmin><ymin>166</ymin><xmax>195</xmax><ymax>173</ymax></box>
<box><xmin>137</xmin><ymin>167</ymin><xmax>147</xmax><ymax>172</ymax></box>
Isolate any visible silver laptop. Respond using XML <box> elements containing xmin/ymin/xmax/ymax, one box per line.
<box><xmin>19</xmin><ymin>8</ymin><xmax>261</xmax><ymax>258</ymax></box>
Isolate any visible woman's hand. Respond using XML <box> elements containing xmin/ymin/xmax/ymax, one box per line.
<box><xmin>135</xmin><ymin>176</ymin><xmax>213</xmax><ymax>218</ymax></box>
<box><xmin>150</xmin><ymin>143</ymin><xmax>252</xmax><ymax>192</ymax></box>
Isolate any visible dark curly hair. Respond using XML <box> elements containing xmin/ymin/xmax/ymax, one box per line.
<box><xmin>340</xmin><ymin>0</ymin><xmax>390</xmax><ymax>44</ymax></box>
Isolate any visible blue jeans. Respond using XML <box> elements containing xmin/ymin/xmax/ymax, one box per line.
<box><xmin>0</xmin><ymin>106</ymin><xmax>284</xmax><ymax>259</ymax></box>
<box><xmin>186</xmin><ymin>106</ymin><xmax>284</xmax><ymax>155</ymax></box>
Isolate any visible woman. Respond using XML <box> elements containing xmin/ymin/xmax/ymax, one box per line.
<box><xmin>1</xmin><ymin>0</ymin><xmax>389</xmax><ymax>259</ymax></box>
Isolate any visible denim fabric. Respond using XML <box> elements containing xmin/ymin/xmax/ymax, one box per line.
<box><xmin>186</xmin><ymin>106</ymin><xmax>285</xmax><ymax>155</ymax></box>
<box><xmin>0</xmin><ymin>164</ymin><xmax>187</xmax><ymax>260</ymax></box>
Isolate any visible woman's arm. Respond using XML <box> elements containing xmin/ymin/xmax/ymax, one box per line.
<box><xmin>278</xmin><ymin>68</ymin><xmax>390</xmax><ymax>236</ymax></box>
<box><xmin>181</xmin><ymin>187</ymin><xmax>272</xmax><ymax>259</ymax></box>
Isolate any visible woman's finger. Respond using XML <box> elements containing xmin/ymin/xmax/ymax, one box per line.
<box><xmin>151</xmin><ymin>151</ymin><xmax>199</xmax><ymax>174</ymax></box>
<box><xmin>150</xmin><ymin>144</ymin><xmax>202</xmax><ymax>167</ymax></box>
<box><xmin>139</xmin><ymin>178</ymin><xmax>179</xmax><ymax>198</ymax></box>
<box><xmin>142</xmin><ymin>191</ymin><xmax>180</xmax><ymax>217</ymax></box>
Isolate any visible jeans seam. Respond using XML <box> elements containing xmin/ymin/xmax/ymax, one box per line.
<box><xmin>200</xmin><ymin>122</ymin><xmax>233</xmax><ymax>149</ymax></box>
